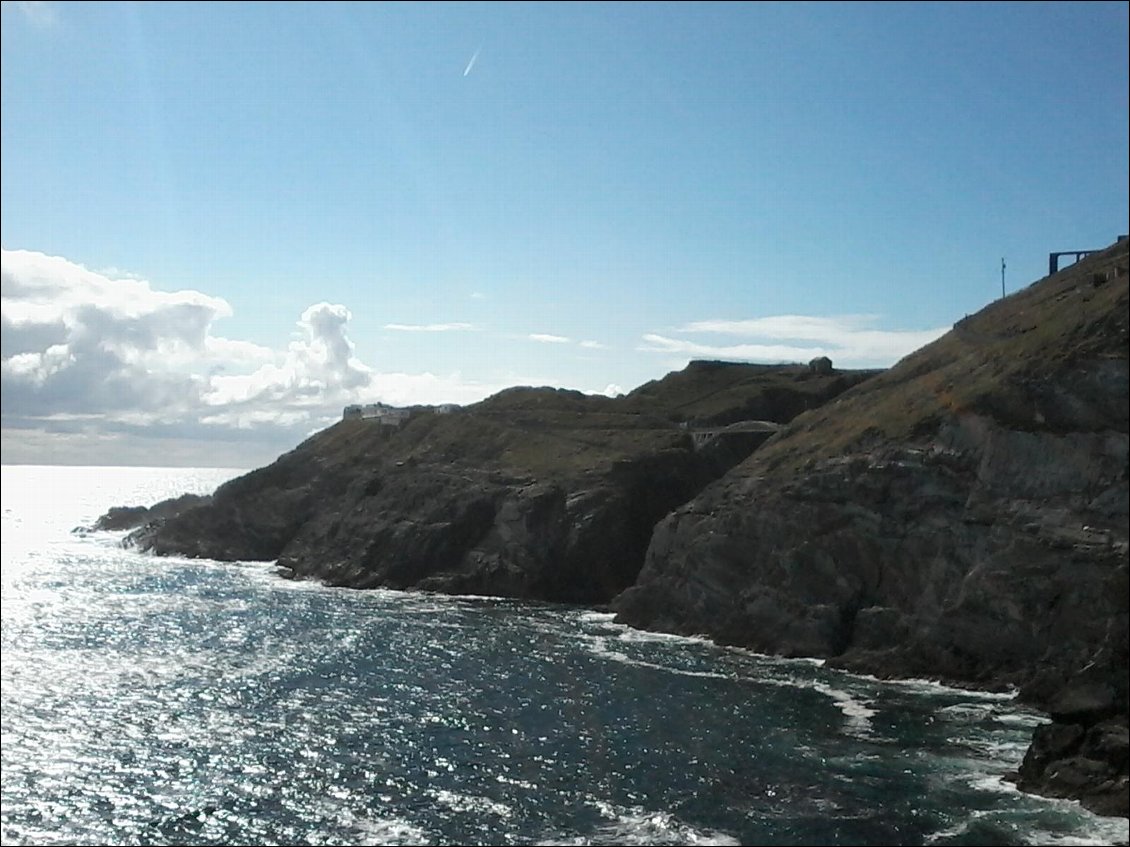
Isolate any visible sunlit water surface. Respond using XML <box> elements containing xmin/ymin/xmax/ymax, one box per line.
<box><xmin>2</xmin><ymin>465</ymin><xmax>1127</xmax><ymax>846</ymax></box>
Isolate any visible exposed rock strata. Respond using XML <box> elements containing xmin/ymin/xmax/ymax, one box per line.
<box><xmin>612</xmin><ymin>238</ymin><xmax>1130</xmax><ymax>817</ymax></box>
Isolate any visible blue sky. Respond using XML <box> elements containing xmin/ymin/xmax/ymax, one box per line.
<box><xmin>2</xmin><ymin>1</ymin><xmax>1127</xmax><ymax>467</ymax></box>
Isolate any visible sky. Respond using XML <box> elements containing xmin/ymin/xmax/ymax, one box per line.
<box><xmin>2</xmin><ymin>1</ymin><xmax>1127</xmax><ymax>467</ymax></box>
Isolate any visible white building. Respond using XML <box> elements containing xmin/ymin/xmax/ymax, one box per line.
<box><xmin>343</xmin><ymin>403</ymin><xmax>412</xmax><ymax>427</ymax></box>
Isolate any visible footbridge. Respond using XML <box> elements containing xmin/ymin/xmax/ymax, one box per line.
<box><xmin>689</xmin><ymin>420</ymin><xmax>782</xmax><ymax>450</ymax></box>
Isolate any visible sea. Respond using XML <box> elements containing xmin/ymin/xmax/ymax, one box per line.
<box><xmin>2</xmin><ymin>465</ymin><xmax>1127</xmax><ymax>847</ymax></box>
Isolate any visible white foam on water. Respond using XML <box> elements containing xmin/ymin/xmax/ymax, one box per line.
<box><xmin>1002</xmin><ymin>792</ymin><xmax>1130</xmax><ymax>846</ymax></box>
<box><xmin>616</xmin><ymin>627</ymin><xmax>723</xmax><ymax>649</ymax></box>
<box><xmin>730</xmin><ymin>647</ymin><xmax>827</xmax><ymax>668</ymax></box>
<box><xmin>591</xmin><ymin>809</ymin><xmax>742</xmax><ymax>846</ymax></box>
<box><xmin>938</xmin><ymin>702</ymin><xmax>995</xmax><ymax>720</ymax></box>
<box><xmin>994</xmin><ymin>711</ymin><xmax>1049</xmax><ymax>729</ymax></box>
<box><xmin>923</xmin><ymin>753</ymin><xmax>1130</xmax><ymax>847</ymax></box>
<box><xmin>926</xmin><ymin>794</ymin><xmax>1130</xmax><ymax>847</ymax></box>
<box><xmin>581</xmin><ymin>615</ymin><xmax>828</xmax><ymax>668</ymax></box>
<box><xmin>428</xmin><ymin>788</ymin><xmax>514</xmax><ymax>820</ymax></box>
<box><xmin>752</xmin><ymin>673</ymin><xmax>877</xmax><ymax>738</ymax></box>
<box><xmin>577</xmin><ymin>610</ymin><xmax>617</xmax><ymax>623</ymax></box>
<box><xmin>953</xmin><ymin>736</ymin><xmax>1033</xmax><ymax>762</ymax></box>
<box><xmin>934</xmin><ymin>701</ymin><xmax>1046</xmax><ymax>732</ymax></box>
<box><xmin>808</xmin><ymin>682</ymin><xmax>878</xmax><ymax>738</ymax></box>
<box><xmin>572</xmin><ymin>611</ymin><xmax>719</xmax><ymax>649</ymax></box>
<box><xmin>924</xmin><ymin>808</ymin><xmax>996</xmax><ymax>844</ymax></box>
<box><xmin>847</xmin><ymin>671</ymin><xmax>1020</xmax><ymax>701</ymax></box>
<box><xmin>581</xmin><ymin>634</ymin><xmax>733</xmax><ymax>681</ymax></box>
<box><xmin>969</xmin><ymin>772</ymin><xmax>1022</xmax><ymax>794</ymax></box>
<box><xmin>579</xmin><ymin>622</ymin><xmax>880</xmax><ymax>737</ymax></box>
<box><xmin>340</xmin><ymin>811</ymin><xmax>433</xmax><ymax>846</ymax></box>
<box><xmin>1032</xmin><ymin>826</ymin><xmax>1130</xmax><ymax>847</ymax></box>
<box><xmin>542</xmin><ymin>801</ymin><xmax>742</xmax><ymax>846</ymax></box>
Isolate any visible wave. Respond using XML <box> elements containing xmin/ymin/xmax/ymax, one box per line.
<box><xmin>809</xmin><ymin>681</ymin><xmax>877</xmax><ymax>738</ymax></box>
<box><xmin>542</xmin><ymin>801</ymin><xmax>742</xmax><ymax>846</ymax></box>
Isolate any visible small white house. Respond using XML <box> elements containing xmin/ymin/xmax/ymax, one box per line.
<box><xmin>343</xmin><ymin>403</ymin><xmax>412</xmax><ymax>426</ymax></box>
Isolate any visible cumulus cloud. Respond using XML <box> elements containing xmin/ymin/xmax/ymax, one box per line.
<box><xmin>639</xmin><ymin>314</ymin><xmax>947</xmax><ymax>368</ymax></box>
<box><xmin>1</xmin><ymin>250</ymin><xmax>232</xmax><ymax>423</ymax></box>
<box><xmin>201</xmin><ymin>302</ymin><xmax>374</xmax><ymax>418</ymax></box>
<box><xmin>0</xmin><ymin>249</ymin><xmax>508</xmax><ymax>465</ymax></box>
<box><xmin>529</xmin><ymin>333</ymin><xmax>571</xmax><ymax>344</ymax></box>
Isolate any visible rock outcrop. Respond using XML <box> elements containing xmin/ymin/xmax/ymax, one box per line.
<box><xmin>91</xmin><ymin>493</ymin><xmax>211</xmax><ymax>532</ymax></box>
<box><xmin>613</xmin><ymin>238</ymin><xmax>1130</xmax><ymax>816</ymax></box>
<box><xmin>104</xmin><ymin>363</ymin><xmax>875</xmax><ymax>605</ymax></box>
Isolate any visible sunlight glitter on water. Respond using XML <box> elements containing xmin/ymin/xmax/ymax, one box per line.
<box><xmin>2</xmin><ymin>466</ymin><xmax>1127</xmax><ymax>847</ymax></box>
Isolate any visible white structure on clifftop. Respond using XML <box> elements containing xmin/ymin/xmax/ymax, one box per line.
<box><xmin>342</xmin><ymin>403</ymin><xmax>412</xmax><ymax>427</ymax></box>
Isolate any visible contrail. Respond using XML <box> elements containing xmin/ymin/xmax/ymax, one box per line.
<box><xmin>463</xmin><ymin>47</ymin><xmax>481</xmax><ymax>77</ymax></box>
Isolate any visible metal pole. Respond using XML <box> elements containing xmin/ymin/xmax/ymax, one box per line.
<box><xmin>1001</xmin><ymin>258</ymin><xmax>1006</xmax><ymax>298</ymax></box>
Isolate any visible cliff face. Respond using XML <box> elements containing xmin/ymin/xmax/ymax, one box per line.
<box><xmin>110</xmin><ymin>363</ymin><xmax>875</xmax><ymax>605</ymax></box>
<box><xmin>613</xmin><ymin>239</ymin><xmax>1130</xmax><ymax>816</ymax></box>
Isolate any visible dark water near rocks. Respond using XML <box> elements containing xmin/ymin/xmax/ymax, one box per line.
<box><xmin>2</xmin><ymin>466</ymin><xmax>1126</xmax><ymax>846</ymax></box>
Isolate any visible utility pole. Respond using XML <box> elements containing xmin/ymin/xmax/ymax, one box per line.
<box><xmin>1001</xmin><ymin>257</ymin><xmax>1006</xmax><ymax>298</ymax></box>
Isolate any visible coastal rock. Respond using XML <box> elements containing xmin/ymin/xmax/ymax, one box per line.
<box><xmin>102</xmin><ymin>364</ymin><xmax>875</xmax><ymax>606</ymax></box>
<box><xmin>613</xmin><ymin>238</ymin><xmax>1130</xmax><ymax>817</ymax></box>
<box><xmin>1017</xmin><ymin>718</ymin><xmax>1129</xmax><ymax>817</ymax></box>
<box><xmin>91</xmin><ymin>493</ymin><xmax>211</xmax><ymax>532</ymax></box>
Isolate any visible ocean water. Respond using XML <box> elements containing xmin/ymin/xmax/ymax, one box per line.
<box><xmin>1</xmin><ymin>465</ymin><xmax>1127</xmax><ymax>847</ymax></box>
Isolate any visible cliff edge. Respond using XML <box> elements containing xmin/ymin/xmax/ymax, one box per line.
<box><xmin>100</xmin><ymin>362</ymin><xmax>874</xmax><ymax>605</ymax></box>
<box><xmin>613</xmin><ymin>238</ymin><xmax>1130</xmax><ymax>816</ymax></box>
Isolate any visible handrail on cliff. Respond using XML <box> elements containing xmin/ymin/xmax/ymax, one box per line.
<box><xmin>1050</xmin><ymin>235</ymin><xmax>1129</xmax><ymax>275</ymax></box>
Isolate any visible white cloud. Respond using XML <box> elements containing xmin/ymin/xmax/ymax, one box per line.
<box><xmin>639</xmin><ymin>334</ymin><xmax>828</xmax><ymax>363</ymax></box>
<box><xmin>0</xmin><ymin>248</ymin><xmax>516</xmax><ymax>464</ymax></box>
<box><xmin>203</xmin><ymin>336</ymin><xmax>276</xmax><ymax>368</ymax></box>
<box><xmin>529</xmin><ymin>333</ymin><xmax>571</xmax><ymax>344</ymax></box>
<box><xmin>93</xmin><ymin>266</ymin><xmax>147</xmax><ymax>281</ymax></box>
<box><xmin>202</xmin><ymin>302</ymin><xmax>372</xmax><ymax>409</ymax></box>
<box><xmin>579</xmin><ymin>340</ymin><xmax>607</xmax><ymax>349</ymax></box>
<box><xmin>383</xmin><ymin>322</ymin><xmax>476</xmax><ymax>332</ymax></box>
<box><xmin>639</xmin><ymin>314</ymin><xmax>947</xmax><ymax>368</ymax></box>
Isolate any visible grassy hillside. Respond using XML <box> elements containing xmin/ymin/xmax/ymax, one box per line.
<box><xmin>270</xmin><ymin>359</ymin><xmax>881</xmax><ymax>483</ymax></box>
<box><xmin>749</xmin><ymin>238</ymin><xmax>1129</xmax><ymax>476</ymax></box>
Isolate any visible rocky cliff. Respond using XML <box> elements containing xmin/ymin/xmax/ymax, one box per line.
<box><xmin>613</xmin><ymin>238</ymin><xmax>1130</xmax><ymax>816</ymax></box>
<box><xmin>102</xmin><ymin>362</ymin><xmax>874</xmax><ymax>605</ymax></box>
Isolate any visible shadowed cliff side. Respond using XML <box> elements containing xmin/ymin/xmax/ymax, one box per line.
<box><xmin>97</xmin><ymin>362</ymin><xmax>875</xmax><ymax>605</ymax></box>
<box><xmin>613</xmin><ymin>238</ymin><xmax>1130</xmax><ymax>816</ymax></box>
